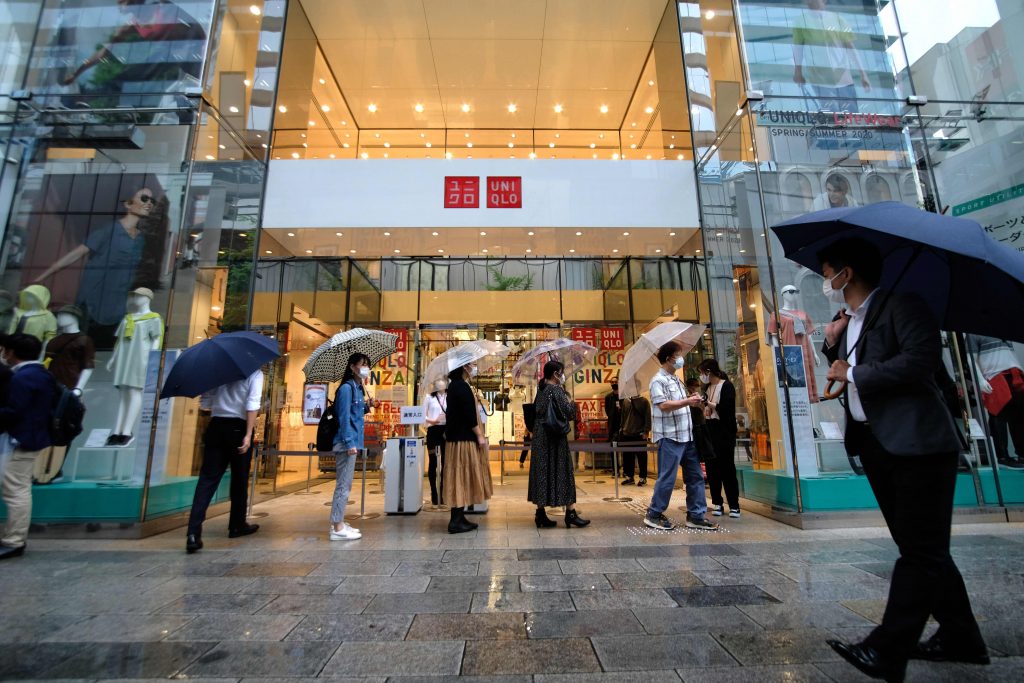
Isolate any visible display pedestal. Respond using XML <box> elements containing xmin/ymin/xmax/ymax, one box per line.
<box><xmin>71</xmin><ymin>446</ymin><xmax>135</xmax><ymax>483</ymax></box>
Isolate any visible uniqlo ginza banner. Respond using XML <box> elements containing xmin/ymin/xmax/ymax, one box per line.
<box><xmin>264</xmin><ymin>159</ymin><xmax>698</xmax><ymax>229</ymax></box>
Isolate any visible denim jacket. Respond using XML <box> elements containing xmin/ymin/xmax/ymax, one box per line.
<box><xmin>333</xmin><ymin>379</ymin><xmax>365</xmax><ymax>451</ymax></box>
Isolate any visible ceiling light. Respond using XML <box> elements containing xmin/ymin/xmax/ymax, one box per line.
<box><xmin>319</xmin><ymin>78</ymin><xmax>326</xmax><ymax>85</ymax></box>
<box><xmin>383</xmin><ymin>153</ymin><xmax>388</xmax><ymax>158</ymax></box>
<box><xmin>526</xmin><ymin>249</ymin><xmax>532</xmax><ymax>253</ymax></box>
<box><xmin>287</xmin><ymin>232</ymin><xmax>295</xmax><ymax>237</ymax></box>
<box><xmin>589</xmin><ymin>143</ymin><xmax>596</xmax><ymax>149</ymax></box>
<box><xmin>507</xmin><ymin>103</ymin><xmax>517</xmax><ymax>113</ymax></box>
<box><xmin>394</xmin><ymin>249</ymin><xmax>401</xmax><ymax>254</ymax></box>
<box><xmin>329</xmin><ymin>153</ymin><xmax>335</xmax><ymax>158</ymax></box>
<box><xmin>343</xmin><ymin>143</ymin><xmax>349</xmax><ymax>148</ymax></box>
<box><xmin>467</xmin><ymin>142</ymin><xmax>473</xmax><ymax>148</ymax></box>
<box><xmin>305</xmin><ymin>249</ymin><xmax>313</xmax><ymax>254</ymax></box>
<box><xmin>527</xmin><ymin>231</ymin><xmax>535</xmax><ymax>236</ymax></box>
<box><xmin>555</xmin><ymin>133</ymin><xmax>560</xmax><ymax>138</ymax></box>
<box><xmin>480</xmin><ymin>231</ymin><xmax>487</xmax><ymax>236</ymax></box>
<box><xmin>414</xmin><ymin>103</ymin><xmax>424</xmax><ymax>113</ymax></box>
<box><xmin>350</xmin><ymin>249</ymin><xmax>357</xmax><ymax>254</ymax></box>
<box><xmin>461</xmin><ymin>103</ymin><xmax>471</xmax><ymax>113</ymax></box>
<box><xmin>648</xmin><ymin>80</ymin><xmax>655</xmax><ymax>87</ymax></box>
<box><xmin>291</xmin><ymin>152</ymin><xmax>300</xmax><ymax>159</ymax></box>
<box><xmin>265</xmin><ymin>250</ymin><xmax>272</xmax><ymax>254</ymax></box>
<box><xmin>696</xmin><ymin>249</ymin><xmax>702</xmax><ymax>253</ymax></box>
<box><xmin>360</xmin><ymin>152</ymin><xmax>369</xmax><ymax>159</ymax></box>
<box><xmin>623</xmin><ymin>231</ymin><xmax>630</xmax><ymax>236</ymax></box>
<box><xmin>677</xmin><ymin>154</ymin><xmax>684</xmax><ymax>160</ymax></box>
<box><xmin>437</xmin><ymin>249</ymin><xmax>444</xmax><ymax>253</ymax></box>
<box><xmin>592</xmin><ymin>154</ymin><xmax>598</xmax><ymax>159</ymax></box>
<box><xmin>432</xmin><ymin>231</ymin><xmax>439</xmax><ymax>236</ymax></box>
<box><xmin>706</xmin><ymin>10</ymin><xmax>715</xmax><ymax>19</ymax></box>
<box><xmin>278</xmin><ymin>105</ymin><xmax>287</xmax><ymax>113</ymax></box>
<box><xmin>599</xmin><ymin>104</ymin><xmax>609</xmax><ymax>114</ymax></box>
<box><xmin>575</xmin><ymin>231</ymin><xmax>583</xmax><ymax>236</ymax></box>
<box><xmin>569</xmin><ymin>249</ymin><xmax>575</xmax><ymax>253</ymax></box>
<box><xmin>645</xmin><ymin>106</ymin><xmax>654</xmax><ymax>114</ymax></box>
<box><xmin>218</xmin><ymin>144</ymin><xmax>226</xmax><ymax>149</ymax></box>
<box><xmin>384</xmin><ymin>232</ymin><xmax>391</xmax><ymax>236</ymax></box>
<box><xmin>528</xmin><ymin>152</ymin><xmax>536</xmax><ymax>159</ymax></box>
<box><xmin>319</xmin><ymin>105</ymin><xmax>329</xmax><ymax>113</ymax></box>
<box><xmin>736</xmin><ymin>107</ymin><xmax>744</xmax><ymax>116</ymax></box>
<box><xmin>336</xmin><ymin>232</ymin><xmax>343</xmax><ymax>237</ymax></box>
<box><xmin>249</xmin><ymin>5</ymin><xmax>261</xmax><ymax>16</ymax></box>
<box><xmin>261</xmin><ymin>143</ymin><xmax>267</xmax><ymax>148</ymax></box>
<box><xmin>631</xmin><ymin>122</ymin><xmax>637</xmax><ymax>127</ymax></box>
<box><xmin>507</xmin><ymin>142</ymin><xmax>514</xmax><ymax>148</ymax></box>
<box><xmin>374</xmin><ymin>133</ymin><xmax>381</xmax><ymax>138</ymax></box>
<box><xmin>204</xmin><ymin>154</ymin><xmax>214</xmax><ymax>160</ymax></box>
<box><xmin>612</xmin><ymin>153</ymin><xmax>620</xmax><ymax>160</ymax></box>
<box><xmin>553</xmin><ymin>104</ymin><xmax>563</xmax><ymax>113</ymax></box>
<box><xmin>464</xmin><ymin>132</ymin><xmax>470</xmax><ymax>138</ymax></box>
<box><xmin>425</xmin><ymin>142</ymin><xmax>432</xmax><ymax>148</ymax></box>
<box><xmin>367</xmin><ymin>103</ymin><xmax>377</xmax><ymax>112</ymax></box>
<box><xmin>549</xmin><ymin>142</ymin><xmax>555</xmax><ymax>148</ymax></box>
<box><xmin>613</xmin><ymin>249</ymin><xmax>619</xmax><ymax>253</ymax></box>
<box><xmin>308</xmin><ymin>120</ymin><xmax>315</xmax><ymax>126</ymax></box>
<box><xmin>445</xmin><ymin>152</ymin><xmax>453</xmax><ymax>159</ymax></box>
<box><xmin>228</xmin><ymin>105</ymin><xmax>239</xmax><ymax>113</ymax></box>
<box><xmin>646</xmin><ymin>154</ymin><xmax>652</xmax><ymax>159</ymax></box>
<box><xmin>482</xmin><ymin>249</ymin><xmax>488</xmax><ymax>253</ymax></box>
<box><xmin>384</xmin><ymin>142</ymin><xmax>390</xmax><ymax>148</ymax></box>
<box><xmin>655</xmin><ymin>249</ymin><xmax>662</xmax><ymax>253</ymax></box>
<box><xmin>341</xmin><ymin>120</ymin><xmax>347</xmax><ymax>126</ymax></box>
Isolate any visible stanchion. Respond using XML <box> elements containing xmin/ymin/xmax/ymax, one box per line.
<box><xmin>293</xmin><ymin>443</ymin><xmax>321</xmax><ymax>495</ymax></box>
<box><xmin>246</xmin><ymin>444</ymin><xmax>261</xmax><ymax>518</ymax></box>
<box><xmin>603</xmin><ymin>442</ymin><xmax>632</xmax><ymax>502</ymax></box>
<box><xmin>425</xmin><ymin>445</ymin><xmax>448</xmax><ymax>512</ymax></box>
<box><xmin>587</xmin><ymin>439</ymin><xmax>606</xmax><ymax>484</ymax></box>
<box><xmin>495</xmin><ymin>440</ymin><xmax>508</xmax><ymax>485</ymax></box>
<box><xmin>346</xmin><ymin>447</ymin><xmax>381</xmax><ymax>521</ymax></box>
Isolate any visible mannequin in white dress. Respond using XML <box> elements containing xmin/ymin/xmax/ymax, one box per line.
<box><xmin>105</xmin><ymin>288</ymin><xmax>163</xmax><ymax>446</ymax></box>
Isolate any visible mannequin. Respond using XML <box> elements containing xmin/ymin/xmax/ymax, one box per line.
<box><xmin>967</xmin><ymin>334</ymin><xmax>1024</xmax><ymax>467</ymax></box>
<box><xmin>12</xmin><ymin>285</ymin><xmax>58</xmax><ymax>346</ymax></box>
<box><xmin>768</xmin><ymin>284</ymin><xmax>819</xmax><ymax>403</ymax></box>
<box><xmin>106</xmin><ymin>287</ymin><xmax>163</xmax><ymax>446</ymax></box>
<box><xmin>44</xmin><ymin>305</ymin><xmax>96</xmax><ymax>393</ymax></box>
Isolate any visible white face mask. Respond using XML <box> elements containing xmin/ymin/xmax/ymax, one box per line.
<box><xmin>822</xmin><ymin>270</ymin><xmax>848</xmax><ymax>305</ymax></box>
<box><xmin>673</xmin><ymin>357</ymin><xmax>685</xmax><ymax>370</ymax></box>
<box><xmin>434</xmin><ymin>381</ymin><xmax>446</xmax><ymax>392</ymax></box>
<box><xmin>699</xmin><ymin>373</ymin><xmax>710</xmax><ymax>384</ymax></box>
<box><xmin>468</xmin><ymin>366</ymin><xmax>478</xmax><ymax>378</ymax></box>
<box><xmin>358</xmin><ymin>366</ymin><xmax>370</xmax><ymax>379</ymax></box>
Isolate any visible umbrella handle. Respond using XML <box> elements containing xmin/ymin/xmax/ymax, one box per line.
<box><xmin>822</xmin><ymin>378</ymin><xmax>846</xmax><ymax>401</ymax></box>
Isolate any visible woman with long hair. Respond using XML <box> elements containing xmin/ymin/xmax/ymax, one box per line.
<box><xmin>443</xmin><ymin>362</ymin><xmax>493</xmax><ymax>533</ymax></box>
<box><xmin>529</xmin><ymin>360</ymin><xmax>590</xmax><ymax>528</ymax></box>
<box><xmin>329</xmin><ymin>352</ymin><xmax>371</xmax><ymax>541</ymax></box>
<box><xmin>698</xmin><ymin>357</ymin><xmax>741</xmax><ymax>518</ymax></box>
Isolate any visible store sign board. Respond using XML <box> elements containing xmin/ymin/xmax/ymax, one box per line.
<box><xmin>444</xmin><ymin>176</ymin><xmax>479</xmax><ymax>208</ymax></box>
<box><xmin>951</xmin><ymin>182</ymin><xmax>1024</xmax><ymax>216</ymax></box>
<box><xmin>487</xmin><ymin>176</ymin><xmax>522</xmax><ymax>208</ymax></box>
<box><xmin>570</xmin><ymin>327</ymin><xmax>625</xmax><ymax>351</ymax></box>
<box><xmin>754</xmin><ymin>109</ymin><xmax>905</xmax><ymax>129</ymax></box>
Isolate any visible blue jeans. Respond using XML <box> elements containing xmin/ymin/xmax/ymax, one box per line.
<box><xmin>330</xmin><ymin>447</ymin><xmax>357</xmax><ymax>525</ymax></box>
<box><xmin>647</xmin><ymin>438</ymin><xmax>707</xmax><ymax>519</ymax></box>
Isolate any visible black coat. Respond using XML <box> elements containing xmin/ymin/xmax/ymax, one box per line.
<box><xmin>822</xmin><ymin>291</ymin><xmax>960</xmax><ymax>456</ymax></box>
<box><xmin>444</xmin><ymin>377</ymin><xmax>479</xmax><ymax>443</ymax></box>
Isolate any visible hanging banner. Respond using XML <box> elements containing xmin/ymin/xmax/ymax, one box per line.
<box><xmin>302</xmin><ymin>384</ymin><xmax>328</xmax><ymax>425</ymax></box>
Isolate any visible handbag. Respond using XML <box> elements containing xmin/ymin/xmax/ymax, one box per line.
<box><xmin>542</xmin><ymin>392</ymin><xmax>571</xmax><ymax>436</ymax></box>
<box><xmin>691</xmin><ymin>408</ymin><xmax>716</xmax><ymax>462</ymax></box>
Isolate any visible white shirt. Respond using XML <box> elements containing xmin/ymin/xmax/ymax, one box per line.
<box><xmin>844</xmin><ymin>288</ymin><xmax>880</xmax><ymax>423</ymax></box>
<box><xmin>424</xmin><ymin>392</ymin><xmax>447</xmax><ymax>425</ymax></box>
<box><xmin>201</xmin><ymin>370</ymin><xmax>264</xmax><ymax>419</ymax></box>
<box><xmin>649</xmin><ymin>368</ymin><xmax>693</xmax><ymax>444</ymax></box>
<box><xmin>706</xmin><ymin>380</ymin><xmax>722</xmax><ymax>420</ymax></box>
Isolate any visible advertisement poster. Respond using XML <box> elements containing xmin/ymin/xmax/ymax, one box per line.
<box><xmin>302</xmin><ymin>384</ymin><xmax>327</xmax><ymax>425</ymax></box>
<box><xmin>776</xmin><ymin>345</ymin><xmax>819</xmax><ymax>477</ymax></box>
<box><xmin>139</xmin><ymin>347</ymin><xmax>179</xmax><ymax>483</ymax></box>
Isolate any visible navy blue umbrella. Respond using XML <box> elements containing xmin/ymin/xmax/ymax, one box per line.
<box><xmin>771</xmin><ymin>201</ymin><xmax>1024</xmax><ymax>343</ymax></box>
<box><xmin>160</xmin><ymin>331</ymin><xmax>280</xmax><ymax>399</ymax></box>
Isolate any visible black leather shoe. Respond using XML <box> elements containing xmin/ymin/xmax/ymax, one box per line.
<box><xmin>910</xmin><ymin>634</ymin><xmax>990</xmax><ymax>665</ymax></box>
<box><xmin>228</xmin><ymin>523</ymin><xmax>260</xmax><ymax>538</ymax></box>
<box><xmin>185</xmin><ymin>534</ymin><xmax>203</xmax><ymax>554</ymax></box>
<box><xmin>0</xmin><ymin>543</ymin><xmax>25</xmax><ymax>560</ymax></box>
<box><xmin>447</xmin><ymin>518</ymin><xmax>475</xmax><ymax>534</ymax></box>
<box><xmin>535</xmin><ymin>509</ymin><xmax>557</xmax><ymax>528</ymax></box>
<box><xmin>565</xmin><ymin>509</ymin><xmax>591</xmax><ymax>528</ymax></box>
<box><xmin>827</xmin><ymin>640</ymin><xmax>906</xmax><ymax>682</ymax></box>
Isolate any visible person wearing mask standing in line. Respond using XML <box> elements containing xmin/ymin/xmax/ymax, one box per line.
<box><xmin>329</xmin><ymin>352</ymin><xmax>372</xmax><ymax>541</ymax></box>
<box><xmin>699</xmin><ymin>358</ymin><xmax>741</xmax><ymax>519</ymax></box>
<box><xmin>185</xmin><ymin>362</ymin><xmax>264</xmax><ymax>553</ymax></box>
<box><xmin>424</xmin><ymin>378</ymin><xmax>448</xmax><ymax>507</ymax></box>
<box><xmin>644</xmin><ymin>341</ymin><xmax>718</xmax><ymax>532</ymax></box>
<box><xmin>443</xmin><ymin>362</ymin><xmax>493</xmax><ymax>533</ymax></box>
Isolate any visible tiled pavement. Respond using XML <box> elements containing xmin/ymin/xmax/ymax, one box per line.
<box><xmin>2</xmin><ymin>476</ymin><xmax>1024</xmax><ymax>682</ymax></box>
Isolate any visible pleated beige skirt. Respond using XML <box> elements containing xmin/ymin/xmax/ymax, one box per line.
<box><xmin>443</xmin><ymin>440</ymin><xmax>493</xmax><ymax>508</ymax></box>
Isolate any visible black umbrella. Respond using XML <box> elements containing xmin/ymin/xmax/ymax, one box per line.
<box><xmin>771</xmin><ymin>201</ymin><xmax>1024</xmax><ymax>343</ymax></box>
<box><xmin>160</xmin><ymin>331</ymin><xmax>280</xmax><ymax>399</ymax></box>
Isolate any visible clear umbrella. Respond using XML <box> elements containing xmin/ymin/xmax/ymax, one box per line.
<box><xmin>303</xmin><ymin>328</ymin><xmax>400</xmax><ymax>383</ymax></box>
<box><xmin>618</xmin><ymin>322</ymin><xmax>706</xmax><ymax>398</ymax></box>
<box><xmin>511</xmin><ymin>337</ymin><xmax>598</xmax><ymax>385</ymax></box>
<box><xmin>419</xmin><ymin>339</ymin><xmax>511</xmax><ymax>393</ymax></box>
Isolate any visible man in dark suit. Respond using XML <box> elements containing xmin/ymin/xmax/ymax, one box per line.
<box><xmin>818</xmin><ymin>238</ymin><xmax>988</xmax><ymax>681</ymax></box>
<box><xmin>0</xmin><ymin>334</ymin><xmax>57</xmax><ymax>560</ymax></box>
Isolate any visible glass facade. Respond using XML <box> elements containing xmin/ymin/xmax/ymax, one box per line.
<box><xmin>0</xmin><ymin>0</ymin><xmax>1020</xmax><ymax>534</ymax></box>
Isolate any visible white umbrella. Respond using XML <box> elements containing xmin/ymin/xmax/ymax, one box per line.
<box><xmin>511</xmin><ymin>337</ymin><xmax>598</xmax><ymax>385</ymax></box>
<box><xmin>303</xmin><ymin>328</ymin><xmax>400</xmax><ymax>383</ymax></box>
<box><xmin>419</xmin><ymin>339</ymin><xmax>510</xmax><ymax>393</ymax></box>
<box><xmin>618</xmin><ymin>322</ymin><xmax>706</xmax><ymax>398</ymax></box>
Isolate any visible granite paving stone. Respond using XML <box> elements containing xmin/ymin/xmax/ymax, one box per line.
<box><xmin>283</xmin><ymin>614</ymin><xmax>413</xmax><ymax>642</ymax></box>
<box><xmin>239</xmin><ymin>576</ymin><xmax>344</xmax><ymax>594</ymax></box>
<box><xmin>525</xmin><ymin>609</ymin><xmax>644</xmax><ymax>638</ymax></box>
<box><xmin>712</xmin><ymin>628</ymin><xmax>842</xmax><ymax>665</ymax></box>
<box><xmin>42</xmin><ymin>641</ymin><xmax>216</xmax><ymax>679</ymax></box>
<box><xmin>142</xmin><ymin>577</ymin><xmax>256</xmax><ymax>595</ymax></box>
<box><xmin>331</xmin><ymin>575</ymin><xmax>430</xmax><ymax>593</ymax></box>
<box><xmin>442</xmin><ymin>548</ymin><xmax>521</xmax><ymax>562</ymax></box>
<box><xmin>476</xmin><ymin>559</ymin><xmax>562</xmax><ymax>575</ymax></box>
<box><xmin>223</xmin><ymin>562</ymin><xmax>319</xmax><ymax>577</ymax></box>
<box><xmin>425</xmin><ymin>575</ymin><xmax>522</xmax><ymax>593</ymax></box>
<box><xmin>591</xmin><ymin>633</ymin><xmax>737</xmax><ymax>670</ymax></box>
<box><xmin>636</xmin><ymin>556</ymin><xmax>731</xmax><ymax>571</ymax></box>
<box><xmin>165</xmin><ymin>614</ymin><xmax>303</xmax><ymax>641</ymax></box>
<box><xmin>406</xmin><ymin>612</ymin><xmax>528</xmax><ymax>640</ymax></box>
<box><xmin>676</xmin><ymin>664</ymin><xmax>834</xmax><ymax>682</ymax></box>
<box><xmin>557</xmin><ymin>558</ymin><xmax>644</xmax><ymax>574</ymax></box>
<box><xmin>632</xmin><ymin>606</ymin><xmax>763</xmax><ymax>634</ymax></box>
<box><xmin>757</xmin><ymin>580</ymin><xmax>889</xmax><ymax>604</ymax></box>
<box><xmin>0</xmin><ymin>615</ymin><xmax>91</xmax><ymax>643</ymax></box>
<box><xmin>534</xmin><ymin>673</ymin><xmax>684</xmax><ymax>683</ymax></box>
<box><xmin>569</xmin><ymin>588</ymin><xmax>678</xmax><ymax>610</ymax></box>
<box><xmin>153</xmin><ymin>593</ymin><xmax>277</xmax><ymax>615</ymax></box>
<box><xmin>519</xmin><ymin>574</ymin><xmax>612</xmax><ymax>592</ymax></box>
<box><xmin>736</xmin><ymin>603</ymin><xmax>875</xmax><ymax>630</ymax></box>
<box><xmin>692</xmin><ymin>568</ymin><xmax>793</xmax><ymax>586</ymax></box>
<box><xmin>770</xmin><ymin>565</ymin><xmax>882</xmax><ymax>583</ymax></box>
<box><xmin>604</xmin><ymin>570</ymin><xmax>703</xmax><ymax>590</ymax></box>
<box><xmin>43</xmin><ymin>614</ymin><xmax>195</xmax><ymax>642</ymax></box>
<box><xmin>256</xmin><ymin>594</ymin><xmax>373</xmax><ymax>615</ymax></box>
<box><xmin>0</xmin><ymin>643</ymin><xmax>91</xmax><ymax>679</ymax></box>
<box><xmin>979</xmin><ymin>619</ymin><xmax>1024</xmax><ymax>656</ymax></box>
<box><xmin>666</xmin><ymin>585</ymin><xmax>782</xmax><ymax>607</ymax></box>
<box><xmin>462</xmin><ymin>638</ymin><xmax>601</xmax><ymax>675</ymax></box>
<box><xmin>306</xmin><ymin>561</ymin><xmax>400</xmax><ymax>577</ymax></box>
<box><xmin>470</xmin><ymin>591</ymin><xmax>576</xmax><ymax>613</ymax></box>
<box><xmin>363</xmin><ymin>591</ymin><xmax>473</xmax><ymax>614</ymax></box>
<box><xmin>321</xmin><ymin>641</ymin><xmax>464</xmax><ymax>677</ymax></box>
<box><xmin>183</xmin><ymin>641</ymin><xmax>338</xmax><ymax>677</ymax></box>
<box><xmin>392</xmin><ymin>561</ymin><xmax>480</xmax><ymax>576</ymax></box>
<box><xmin>48</xmin><ymin>592</ymin><xmax>183</xmax><ymax>615</ymax></box>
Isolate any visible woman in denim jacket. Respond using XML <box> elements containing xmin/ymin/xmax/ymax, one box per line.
<box><xmin>329</xmin><ymin>352</ymin><xmax>371</xmax><ymax>541</ymax></box>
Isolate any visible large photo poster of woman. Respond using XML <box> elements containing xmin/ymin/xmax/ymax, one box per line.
<box><xmin>27</xmin><ymin>0</ymin><xmax>215</xmax><ymax>112</ymax></box>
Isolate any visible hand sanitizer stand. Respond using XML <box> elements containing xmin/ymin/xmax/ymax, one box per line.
<box><xmin>384</xmin><ymin>406</ymin><xmax>425</xmax><ymax>515</ymax></box>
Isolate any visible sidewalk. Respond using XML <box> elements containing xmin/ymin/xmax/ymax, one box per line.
<box><xmin>1</xmin><ymin>476</ymin><xmax>1022</xmax><ymax>681</ymax></box>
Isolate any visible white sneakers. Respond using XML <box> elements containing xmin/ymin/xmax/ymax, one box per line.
<box><xmin>329</xmin><ymin>523</ymin><xmax>362</xmax><ymax>541</ymax></box>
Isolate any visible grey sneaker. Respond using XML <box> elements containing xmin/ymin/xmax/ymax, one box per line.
<box><xmin>644</xmin><ymin>513</ymin><xmax>676</xmax><ymax>531</ymax></box>
<box><xmin>729</xmin><ymin>508</ymin><xmax>741</xmax><ymax>518</ymax></box>
<box><xmin>711</xmin><ymin>504</ymin><xmax>724</xmax><ymax>516</ymax></box>
<box><xmin>685</xmin><ymin>515</ymin><xmax>719</xmax><ymax>530</ymax></box>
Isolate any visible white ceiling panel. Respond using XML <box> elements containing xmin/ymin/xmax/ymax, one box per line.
<box><xmin>439</xmin><ymin>88</ymin><xmax>541</xmax><ymax>128</ymax></box>
<box><xmin>430</xmin><ymin>39</ymin><xmax>543</xmax><ymax>89</ymax></box>
<box><xmin>319</xmin><ymin>39</ymin><xmax>438</xmax><ymax>90</ymax></box>
<box><xmin>344</xmin><ymin>88</ymin><xmax>445</xmax><ymax>128</ymax></box>
<box><xmin>531</xmin><ymin>90</ymin><xmax>634</xmax><ymax>129</ymax></box>
<box><xmin>423</xmin><ymin>0</ymin><xmax>548</xmax><ymax>39</ymax></box>
<box><xmin>542</xmin><ymin>0</ymin><xmax>670</xmax><ymax>42</ymax></box>
<box><xmin>538</xmin><ymin>40</ymin><xmax>651</xmax><ymax>91</ymax></box>
<box><xmin>300</xmin><ymin>0</ymin><xmax>430</xmax><ymax>40</ymax></box>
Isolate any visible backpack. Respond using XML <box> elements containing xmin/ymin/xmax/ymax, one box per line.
<box><xmin>316</xmin><ymin>398</ymin><xmax>337</xmax><ymax>452</ymax></box>
<box><xmin>50</xmin><ymin>380</ymin><xmax>86</xmax><ymax>448</ymax></box>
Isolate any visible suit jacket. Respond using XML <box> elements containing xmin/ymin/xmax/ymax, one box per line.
<box><xmin>0</xmin><ymin>362</ymin><xmax>56</xmax><ymax>452</ymax></box>
<box><xmin>821</xmin><ymin>291</ymin><xmax>960</xmax><ymax>457</ymax></box>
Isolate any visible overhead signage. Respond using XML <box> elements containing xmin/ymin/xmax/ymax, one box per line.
<box><xmin>754</xmin><ymin>109</ymin><xmax>905</xmax><ymax>129</ymax></box>
<box><xmin>951</xmin><ymin>183</ymin><xmax>1024</xmax><ymax>216</ymax></box>
<box><xmin>445</xmin><ymin>176</ymin><xmax>522</xmax><ymax>209</ymax></box>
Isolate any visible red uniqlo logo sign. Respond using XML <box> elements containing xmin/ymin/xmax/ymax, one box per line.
<box><xmin>487</xmin><ymin>176</ymin><xmax>522</xmax><ymax>208</ymax></box>
<box><xmin>444</xmin><ymin>176</ymin><xmax>480</xmax><ymax>208</ymax></box>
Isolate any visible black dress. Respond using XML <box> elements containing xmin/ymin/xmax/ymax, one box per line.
<box><xmin>528</xmin><ymin>383</ymin><xmax>577</xmax><ymax>508</ymax></box>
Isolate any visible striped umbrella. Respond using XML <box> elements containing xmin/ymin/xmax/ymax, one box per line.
<box><xmin>303</xmin><ymin>328</ymin><xmax>400</xmax><ymax>383</ymax></box>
